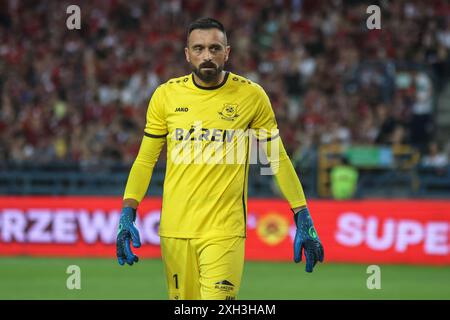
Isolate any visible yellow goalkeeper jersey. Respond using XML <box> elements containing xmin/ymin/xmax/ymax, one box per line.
<box><xmin>124</xmin><ymin>71</ymin><xmax>306</xmax><ymax>238</ymax></box>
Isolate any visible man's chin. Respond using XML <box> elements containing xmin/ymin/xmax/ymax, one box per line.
<box><xmin>196</xmin><ymin>70</ymin><xmax>220</xmax><ymax>83</ymax></box>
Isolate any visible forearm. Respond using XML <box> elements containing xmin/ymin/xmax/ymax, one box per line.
<box><xmin>264</xmin><ymin>137</ymin><xmax>307</xmax><ymax>210</ymax></box>
<box><xmin>292</xmin><ymin>205</ymin><xmax>307</xmax><ymax>213</ymax></box>
<box><xmin>123</xmin><ymin>136</ymin><xmax>165</xmax><ymax>206</ymax></box>
<box><xmin>123</xmin><ymin>198</ymin><xmax>138</xmax><ymax>209</ymax></box>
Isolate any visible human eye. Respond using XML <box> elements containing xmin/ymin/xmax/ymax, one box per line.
<box><xmin>192</xmin><ymin>45</ymin><xmax>203</xmax><ymax>53</ymax></box>
<box><xmin>210</xmin><ymin>45</ymin><xmax>222</xmax><ymax>53</ymax></box>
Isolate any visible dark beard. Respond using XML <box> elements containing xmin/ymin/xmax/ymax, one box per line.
<box><xmin>191</xmin><ymin>62</ymin><xmax>224</xmax><ymax>84</ymax></box>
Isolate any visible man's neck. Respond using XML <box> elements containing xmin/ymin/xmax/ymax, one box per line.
<box><xmin>193</xmin><ymin>71</ymin><xmax>226</xmax><ymax>88</ymax></box>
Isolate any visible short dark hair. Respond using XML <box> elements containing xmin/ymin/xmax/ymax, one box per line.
<box><xmin>187</xmin><ymin>17</ymin><xmax>227</xmax><ymax>41</ymax></box>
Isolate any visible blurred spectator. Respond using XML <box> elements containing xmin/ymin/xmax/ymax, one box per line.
<box><xmin>330</xmin><ymin>156</ymin><xmax>359</xmax><ymax>200</ymax></box>
<box><xmin>409</xmin><ymin>69</ymin><xmax>434</xmax><ymax>153</ymax></box>
<box><xmin>421</xmin><ymin>141</ymin><xmax>449</xmax><ymax>169</ymax></box>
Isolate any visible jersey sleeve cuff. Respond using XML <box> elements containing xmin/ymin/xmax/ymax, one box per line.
<box><xmin>289</xmin><ymin>200</ymin><xmax>307</xmax><ymax>210</ymax></box>
<box><xmin>144</xmin><ymin>131</ymin><xmax>168</xmax><ymax>138</ymax></box>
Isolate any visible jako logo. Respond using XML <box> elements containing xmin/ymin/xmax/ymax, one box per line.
<box><xmin>175</xmin><ymin>107</ymin><xmax>189</xmax><ymax>112</ymax></box>
<box><xmin>335</xmin><ymin>212</ymin><xmax>448</xmax><ymax>255</ymax></box>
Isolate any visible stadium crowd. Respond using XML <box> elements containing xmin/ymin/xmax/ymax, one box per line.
<box><xmin>0</xmin><ymin>0</ymin><xmax>449</xmax><ymax>168</ymax></box>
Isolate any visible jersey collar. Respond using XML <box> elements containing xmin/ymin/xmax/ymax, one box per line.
<box><xmin>191</xmin><ymin>71</ymin><xmax>230</xmax><ymax>90</ymax></box>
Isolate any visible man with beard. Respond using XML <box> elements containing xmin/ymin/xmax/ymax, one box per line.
<box><xmin>116</xmin><ymin>17</ymin><xmax>324</xmax><ymax>300</ymax></box>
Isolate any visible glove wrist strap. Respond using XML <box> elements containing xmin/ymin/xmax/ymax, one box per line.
<box><xmin>293</xmin><ymin>207</ymin><xmax>309</xmax><ymax>227</ymax></box>
<box><xmin>122</xmin><ymin>207</ymin><xmax>137</xmax><ymax>221</ymax></box>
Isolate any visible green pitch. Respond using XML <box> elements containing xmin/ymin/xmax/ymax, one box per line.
<box><xmin>0</xmin><ymin>257</ymin><xmax>449</xmax><ymax>299</ymax></box>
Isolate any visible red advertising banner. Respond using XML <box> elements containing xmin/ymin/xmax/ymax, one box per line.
<box><xmin>0</xmin><ymin>197</ymin><xmax>448</xmax><ymax>265</ymax></box>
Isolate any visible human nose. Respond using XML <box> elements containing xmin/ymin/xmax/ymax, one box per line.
<box><xmin>202</xmin><ymin>49</ymin><xmax>213</xmax><ymax>61</ymax></box>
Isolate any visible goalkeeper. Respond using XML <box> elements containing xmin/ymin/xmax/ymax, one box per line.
<box><xmin>116</xmin><ymin>17</ymin><xmax>324</xmax><ymax>300</ymax></box>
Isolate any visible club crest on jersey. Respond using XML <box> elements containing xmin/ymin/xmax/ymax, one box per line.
<box><xmin>219</xmin><ymin>104</ymin><xmax>239</xmax><ymax>121</ymax></box>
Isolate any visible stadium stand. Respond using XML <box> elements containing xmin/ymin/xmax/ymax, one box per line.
<box><xmin>0</xmin><ymin>0</ymin><xmax>449</xmax><ymax>197</ymax></box>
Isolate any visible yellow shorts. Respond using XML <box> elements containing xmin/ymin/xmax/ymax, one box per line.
<box><xmin>160</xmin><ymin>235</ymin><xmax>245</xmax><ymax>300</ymax></box>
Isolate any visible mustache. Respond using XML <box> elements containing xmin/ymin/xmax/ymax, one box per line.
<box><xmin>199</xmin><ymin>62</ymin><xmax>217</xmax><ymax>69</ymax></box>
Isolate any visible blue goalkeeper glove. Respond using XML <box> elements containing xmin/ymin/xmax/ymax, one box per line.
<box><xmin>116</xmin><ymin>207</ymin><xmax>141</xmax><ymax>266</ymax></box>
<box><xmin>293</xmin><ymin>207</ymin><xmax>324</xmax><ymax>273</ymax></box>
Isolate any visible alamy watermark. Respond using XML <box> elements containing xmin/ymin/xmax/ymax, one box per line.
<box><xmin>66</xmin><ymin>265</ymin><xmax>81</xmax><ymax>290</ymax></box>
<box><xmin>366</xmin><ymin>5</ymin><xmax>381</xmax><ymax>30</ymax></box>
<box><xmin>167</xmin><ymin>123</ymin><xmax>280</xmax><ymax>175</ymax></box>
<box><xmin>66</xmin><ymin>5</ymin><xmax>81</xmax><ymax>30</ymax></box>
<box><xmin>366</xmin><ymin>265</ymin><xmax>381</xmax><ymax>290</ymax></box>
